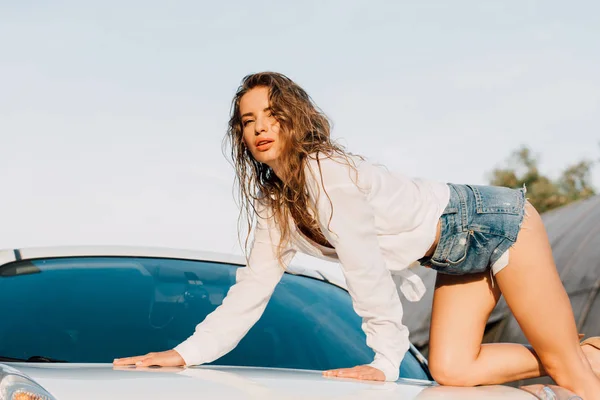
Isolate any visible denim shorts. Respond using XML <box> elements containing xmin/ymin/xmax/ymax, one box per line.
<box><xmin>419</xmin><ymin>183</ymin><xmax>527</xmax><ymax>275</ymax></box>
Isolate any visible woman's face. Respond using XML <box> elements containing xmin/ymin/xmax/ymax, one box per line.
<box><xmin>239</xmin><ymin>86</ymin><xmax>284</xmax><ymax>169</ymax></box>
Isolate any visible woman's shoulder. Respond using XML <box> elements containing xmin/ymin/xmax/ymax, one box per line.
<box><xmin>253</xmin><ymin>191</ymin><xmax>275</xmax><ymax>214</ymax></box>
<box><xmin>304</xmin><ymin>150</ymin><xmax>372</xmax><ymax>190</ymax></box>
<box><xmin>305</xmin><ymin>150</ymin><xmax>365</xmax><ymax>174</ymax></box>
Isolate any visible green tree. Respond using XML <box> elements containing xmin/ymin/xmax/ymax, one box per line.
<box><xmin>489</xmin><ymin>146</ymin><xmax>596</xmax><ymax>213</ymax></box>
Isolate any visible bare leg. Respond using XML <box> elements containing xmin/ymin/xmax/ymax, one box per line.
<box><xmin>428</xmin><ymin>202</ymin><xmax>600</xmax><ymax>398</ymax></box>
<box><xmin>495</xmin><ymin>202</ymin><xmax>600</xmax><ymax>396</ymax></box>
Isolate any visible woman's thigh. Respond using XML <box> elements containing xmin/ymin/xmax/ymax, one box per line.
<box><xmin>493</xmin><ymin>202</ymin><xmax>581</xmax><ymax>363</ymax></box>
<box><xmin>429</xmin><ymin>270</ymin><xmax>501</xmax><ymax>367</ymax></box>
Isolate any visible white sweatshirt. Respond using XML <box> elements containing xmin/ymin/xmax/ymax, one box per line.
<box><xmin>174</xmin><ymin>153</ymin><xmax>450</xmax><ymax>382</ymax></box>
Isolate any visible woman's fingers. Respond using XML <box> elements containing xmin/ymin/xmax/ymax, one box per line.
<box><xmin>113</xmin><ymin>355</ymin><xmax>147</xmax><ymax>366</ymax></box>
<box><xmin>134</xmin><ymin>355</ymin><xmax>156</xmax><ymax>367</ymax></box>
<box><xmin>323</xmin><ymin>367</ymin><xmax>358</xmax><ymax>378</ymax></box>
<box><xmin>322</xmin><ymin>365</ymin><xmax>385</xmax><ymax>381</ymax></box>
<box><xmin>113</xmin><ymin>350</ymin><xmax>185</xmax><ymax>367</ymax></box>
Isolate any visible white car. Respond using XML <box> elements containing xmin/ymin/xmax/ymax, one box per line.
<box><xmin>0</xmin><ymin>246</ymin><xmax>576</xmax><ymax>400</ymax></box>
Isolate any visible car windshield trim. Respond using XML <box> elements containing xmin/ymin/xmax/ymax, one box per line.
<box><xmin>0</xmin><ymin>355</ymin><xmax>67</xmax><ymax>363</ymax></box>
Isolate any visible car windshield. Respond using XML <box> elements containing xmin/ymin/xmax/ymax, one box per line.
<box><xmin>0</xmin><ymin>256</ymin><xmax>428</xmax><ymax>380</ymax></box>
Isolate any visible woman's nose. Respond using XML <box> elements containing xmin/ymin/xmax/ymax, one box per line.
<box><xmin>254</xmin><ymin>116</ymin><xmax>267</xmax><ymax>134</ymax></box>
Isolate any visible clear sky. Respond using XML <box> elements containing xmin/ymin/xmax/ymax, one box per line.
<box><xmin>1</xmin><ymin>1</ymin><xmax>599</xmax><ymax>266</ymax></box>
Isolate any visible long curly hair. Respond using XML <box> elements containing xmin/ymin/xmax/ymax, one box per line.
<box><xmin>223</xmin><ymin>72</ymin><xmax>354</xmax><ymax>265</ymax></box>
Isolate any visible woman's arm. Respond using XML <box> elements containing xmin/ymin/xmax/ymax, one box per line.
<box><xmin>174</xmin><ymin>201</ymin><xmax>296</xmax><ymax>366</ymax></box>
<box><xmin>307</xmin><ymin>157</ymin><xmax>409</xmax><ymax>382</ymax></box>
<box><xmin>113</xmin><ymin>200</ymin><xmax>295</xmax><ymax>368</ymax></box>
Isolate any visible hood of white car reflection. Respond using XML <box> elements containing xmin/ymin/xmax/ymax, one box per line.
<box><xmin>7</xmin><ymin>363</ymin><xmax>536</xmax><ymax>400</ymax></box>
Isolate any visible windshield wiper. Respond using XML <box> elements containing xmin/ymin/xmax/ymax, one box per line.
<box><xmin>0</xmin><ymin>355</ymin><xmax>67</xmax><ymax>363</ymax></box>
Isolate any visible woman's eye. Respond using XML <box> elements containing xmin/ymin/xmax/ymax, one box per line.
<box><xmin>242</xmin><ymin>120</ymin><xmax>254</xmax><ymax>127</ymax></box>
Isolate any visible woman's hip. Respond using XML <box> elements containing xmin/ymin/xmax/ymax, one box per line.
<box><xmin>420</xmin><ymin>183</ymin><xmax>527</xmax><ymax>275</ymax></box>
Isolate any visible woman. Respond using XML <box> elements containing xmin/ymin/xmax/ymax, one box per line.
<box><xmin>114</xmin><ymin>72</ymin><xmax>600</xmax><ymax>397</ymax></box>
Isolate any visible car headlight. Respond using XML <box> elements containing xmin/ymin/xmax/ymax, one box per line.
<box><xmin>0</xmin><ymin>364</ymin><xmax>57</xmax><ymax>400</ymax></box>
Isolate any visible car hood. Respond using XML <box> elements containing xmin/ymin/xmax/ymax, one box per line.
<box><xmin>7</xmin><ymin>363</ymin><xmax>536</xmax><ymax>400</ymax></box>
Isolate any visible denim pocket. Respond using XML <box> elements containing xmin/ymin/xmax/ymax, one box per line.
<box><xmin>444</xmin><ymin>231</ymin><xmax>471</xmax><ymax>265</ymax></box>
<box><xmin>467</xmin><ymin>185</ymin><xmax>523</xmax><ymax>215</ymax></box>
<box><xmin>429</xmin><ymin>230</ymin><xmax>471</xmax><ymax>269</ymax></box>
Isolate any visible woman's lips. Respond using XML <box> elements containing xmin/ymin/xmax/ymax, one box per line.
<box><xmin>256</xmin><ymin>142</ymin><xmax>273</xmax><ymax>152</ymax></box>
<box><xmin>255</xmin><ymin>139</ymin><xmax>274</xmax><ymax>152</ymax></box>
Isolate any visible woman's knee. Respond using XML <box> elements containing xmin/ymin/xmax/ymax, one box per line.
<box><xmin>429</xmin><ymin>355</ymin><xmax>479</xmax><ymax>386</ymax></box>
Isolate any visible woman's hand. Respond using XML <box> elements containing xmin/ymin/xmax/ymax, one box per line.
<box><xmin>323</xmin><ymin>365</ymin><xmax>385</xmax><ymax>381</ymax></box>
<box><xmin>113</xmin><ymin>350</ymin><xmax>185</xmax><ymax>368</ymax></box>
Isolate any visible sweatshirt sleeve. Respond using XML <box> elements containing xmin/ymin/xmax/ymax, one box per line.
<box><xmin>174</xmin><ymin>200</ymin><xmax>295</xmax><ymax>366</ymax></box>
<box><xmin>306</xmin><ymin>156</ymin><xmax>409</xmax><ymax>382</ymax></box>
